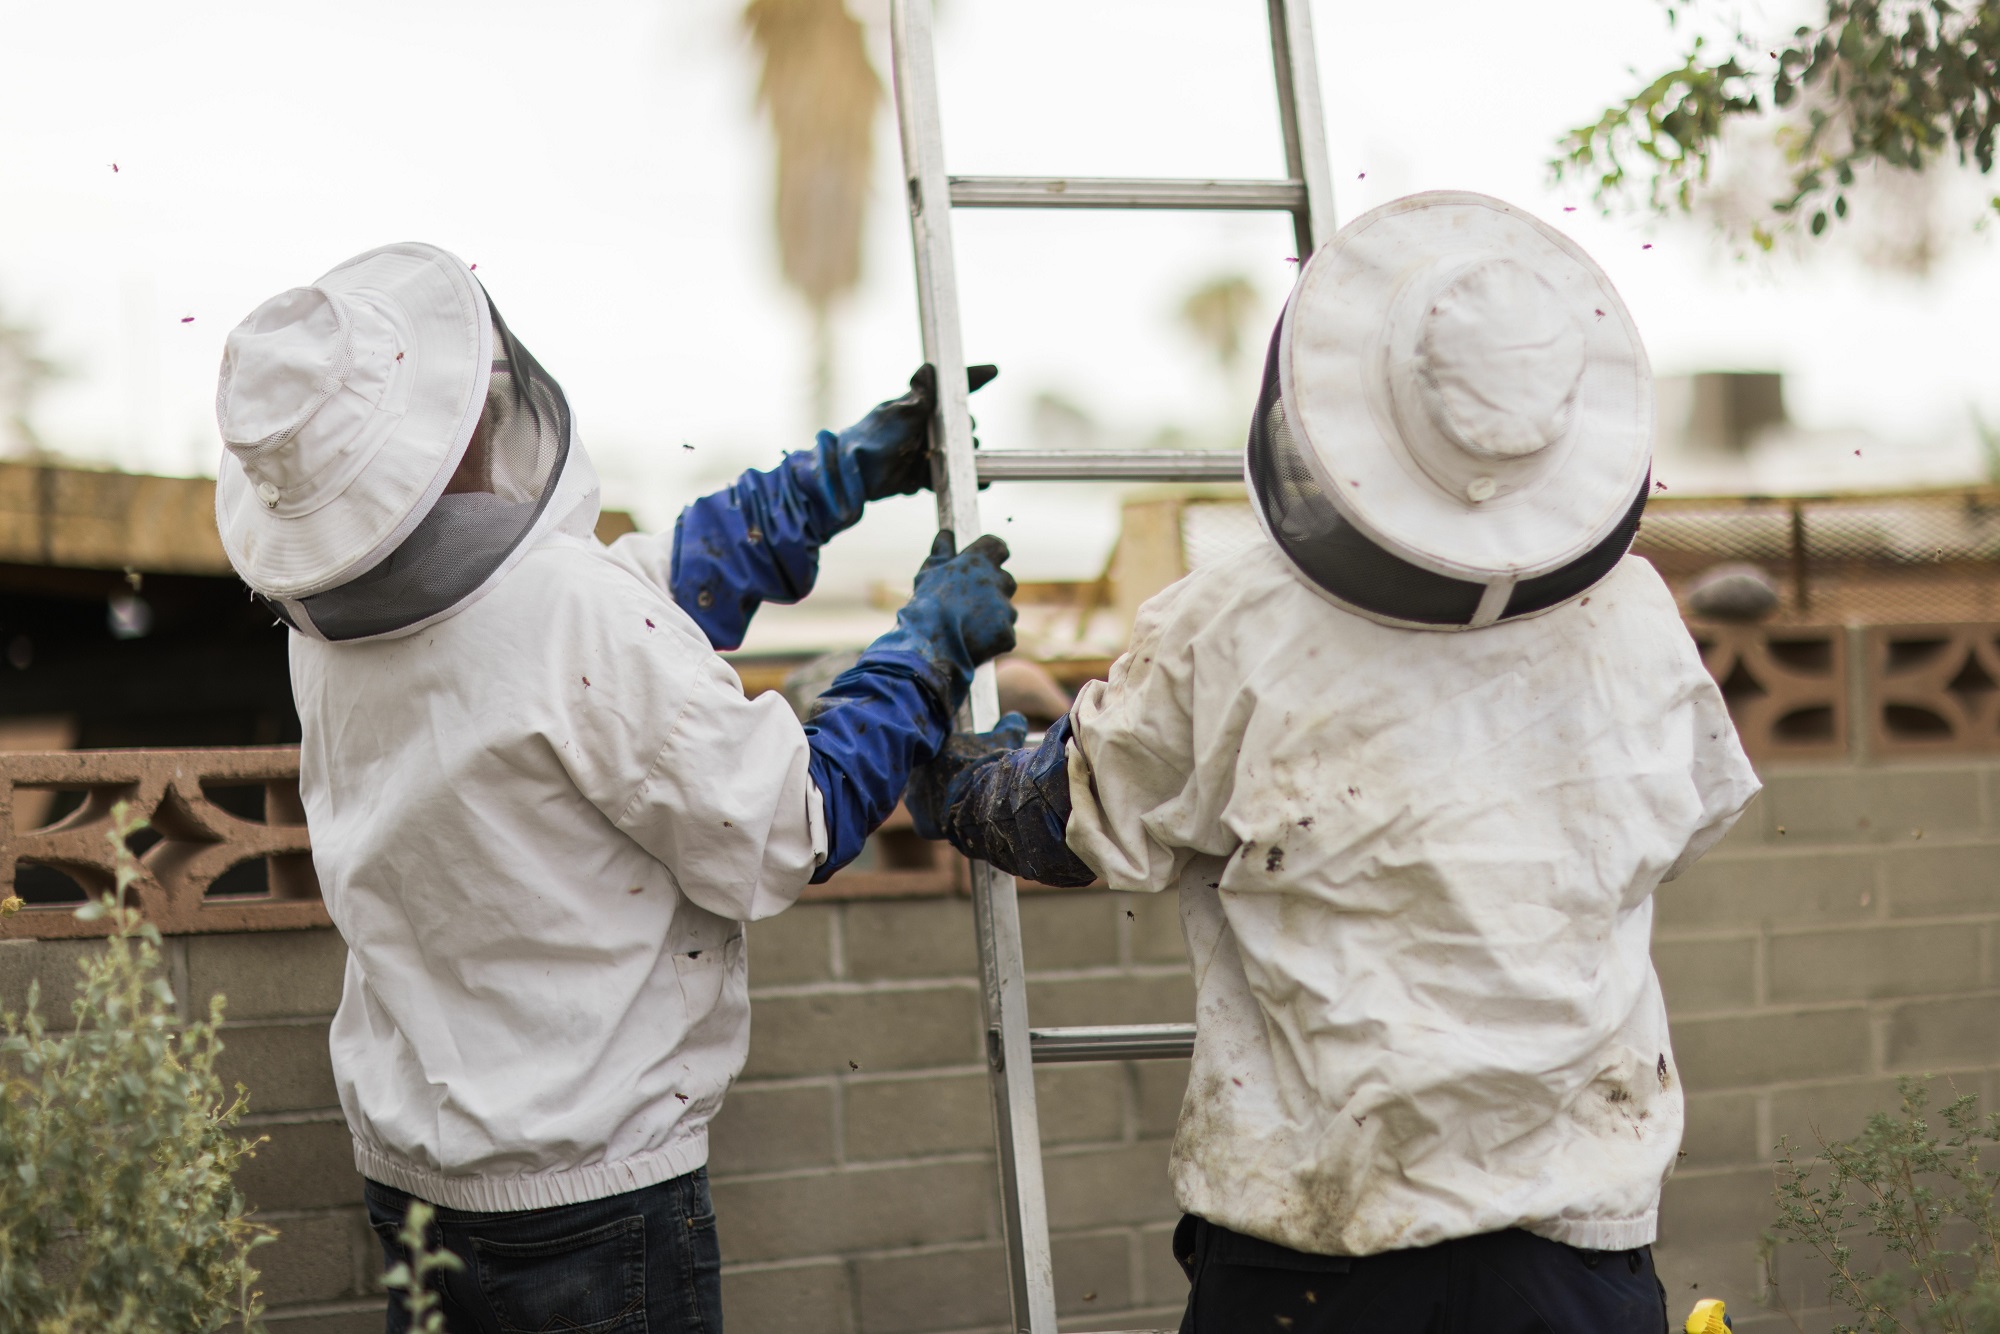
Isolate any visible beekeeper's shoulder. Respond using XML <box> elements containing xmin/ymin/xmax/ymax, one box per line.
<box><xmin>1591</xmin><ymin>553</ymin><xmax>1699</xmax><ymax>638</ymax></box>
<box><xmin>502</xmin><ymin>532</ymin><xmax>722</xmax><ymax>665</ymax></box>
<box><xmin>1127</xmin><ymin>539</ymin><xmax>1310</xmax><ymax>648</ymax></box>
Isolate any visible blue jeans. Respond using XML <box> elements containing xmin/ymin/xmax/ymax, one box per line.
<box><xmin>1174</xmin><ymin>1215</ymin><xmax>1668</xmax><ymax>1333</ymax></box>
<box><xmin>366</xmin><ymin>1169</ymin><xmax>722</xmax><ymax>1333</ymax></box>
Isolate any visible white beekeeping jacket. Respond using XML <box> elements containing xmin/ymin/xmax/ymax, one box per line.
<box><xmin>290</xmin><ymin>468</ymin><xmax>826</xmax><ymax>1212</ymax></box>
<box><xmin>1063</xmin><ymin>542</ymin><xmax>1758</xmax><ymax>1256</ymax></box>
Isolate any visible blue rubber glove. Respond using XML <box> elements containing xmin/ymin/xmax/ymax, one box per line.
<box><xmin>867</xmin><ymin>530</ymin><xmax>1018</xmax><ymax>711</ymax></box>
<box><xmin>800</xmin><ymin>530</ymin><xmax>1018</xmax><ymax>881</ymax></box>
<box><xmin>841</xmin><ymin>362</ymin><xmax>999</xmax><ymax>499</ymax></box>
<box><xmin>669</xmin><ymin>364</ymin><xmax>997</xmax><ymax>650</ymax></box>
<box><xmin>904</xmin><ymin>712</ymin><xmax>1096</xmax><ymax>887</ymax></box>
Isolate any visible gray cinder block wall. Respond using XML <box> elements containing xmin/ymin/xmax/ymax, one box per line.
<box><xmin>1652</xmin><ymin>760</ymin><xmax>2000</xmax><ymax>1331</ymax></box>
<box><xmin>3</xmin><ymin>759</ymin><xmax>1995</xmax><ymax>1332</ymax></box>
<box><xmin>716</xmin><ymin>891</ymin><xmax>1196</xmax><ymax>1334</ymax></box>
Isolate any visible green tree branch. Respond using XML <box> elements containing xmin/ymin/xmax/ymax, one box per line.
<box><xmin>1555</xmin><ymin>1</ymin><xmax>2000</xmax><ymax>246</ymax></box>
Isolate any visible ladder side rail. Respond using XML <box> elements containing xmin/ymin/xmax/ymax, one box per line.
<box><xmin>1266</xmin><ymin>0</ymin><xmax>1338</xmax><ymax>258</ymax></box>
<box><xmin>889</xmin><ymin>4</ymin><xmax>1057</xmax><ymax>1330</ymax></box>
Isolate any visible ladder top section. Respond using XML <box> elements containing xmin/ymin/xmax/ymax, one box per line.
<box><xmin>949</xmin><ymin>175</ymin><xmax>1308</xmax><ymax>213</ymax></box>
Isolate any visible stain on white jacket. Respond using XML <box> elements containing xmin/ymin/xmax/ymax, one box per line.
<box><xmin>1063</xmin><ymin>543</ymin><xmax>1758</xmax><ymax>1256</ymax></box>
<box><xmin>291</xmin><ymin>530</ymin><xmax>824</xmax><ymax>1212</ymax></box>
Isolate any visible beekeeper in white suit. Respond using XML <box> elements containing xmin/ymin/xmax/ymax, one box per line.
<box><xmin>908</xmin><ymin>192</ymin><xmax>1761</xmax><ymax>1333</ymax></box>
<box><xmin>213</xmin><ymin>241</ymin><xmax>1019</xmax><ymax>1331</ymax></box>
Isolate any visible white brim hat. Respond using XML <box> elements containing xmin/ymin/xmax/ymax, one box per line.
<box><xmin>1246</xmin><ymin>191</ymin><xmax>1653</xmax><ymax>630</ymax></box>
<box><xmin>215</xmin><ymin>242</ymin><xmax>494</xmax><ymax>600</ymax></box>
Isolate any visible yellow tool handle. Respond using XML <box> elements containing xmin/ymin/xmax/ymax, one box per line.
<box><xmin>1685</xmin><ymin>1297</ymin><xmax>1730</xmax><ymax>1333</ymax></box>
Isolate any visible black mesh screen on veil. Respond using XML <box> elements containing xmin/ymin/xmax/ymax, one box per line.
<box><xmin>272</xmin><ymin>294</ymin><xmax>571</xmax><ymax>641</ymax></box>
<box><xmin>1245</xmin><ymin>319</ymin><xmax>1646</xmax><ymax>627</ymax></box>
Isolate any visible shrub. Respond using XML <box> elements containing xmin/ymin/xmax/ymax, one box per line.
<box><xmin>1767</xmin><ymin>1076</ymin><xmax>2000</xmax><ymax>1333</ymax></box>
<box><xmin>382</xmin><ymin>1200</ymin><xmax>463</xmax><ymax>1334</ymax></box>
<box><xmin>0</xmin><ymin>803</ymin><xmax>272</xmax><ymax>1333</ymax></box>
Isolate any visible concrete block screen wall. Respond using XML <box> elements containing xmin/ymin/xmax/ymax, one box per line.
<box><xmin>2</xmin><ymin>760</ymin><xmax>1996</xmax><ymax>1331</ymax></box>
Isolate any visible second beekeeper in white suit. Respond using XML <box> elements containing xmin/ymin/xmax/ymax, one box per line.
<box><xmin>907</xmin><ymin>191</ymin><xmax>1762</xmax><ymax>1334</ymax></box>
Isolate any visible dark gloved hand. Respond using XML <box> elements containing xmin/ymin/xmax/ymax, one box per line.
<box><xmin>869</xmin><ymin>530</ymin><xmax>1018</xmax><ymax>710</ymax></box>
<box><xmin>905</xmin><ymin>712</ymin><xmax>1097</xmax><ymax>887</ymax></box>
<box><xmin>838</xmin><ymin>363</ymin><xmax>999</xmax><ymax>500</ymax></box>
<box><xmin>906</xmin><ymin>712</ymin><xmax>1027</xmax><ymax>840</ymax></box>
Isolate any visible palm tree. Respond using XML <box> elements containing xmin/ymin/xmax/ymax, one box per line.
<box><xmin>1179</xmin><ymin>273</ymin><xmax>1261</xmax><ymax>376</ymax></box>
<box><xmin>743</xmin><ymin>0</ymin><xmax>881</xmax><ymax>428</ymax></box>
<box><xmin>0</xmin><ymin>305</ymin><xmax>57</xmax><ymax>459</ymax></box>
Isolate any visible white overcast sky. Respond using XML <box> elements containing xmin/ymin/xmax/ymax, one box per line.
<box><xmin>3</xmin><ymin>0</ymin><xmax>1997</xmax><ymax>611</ymax></box>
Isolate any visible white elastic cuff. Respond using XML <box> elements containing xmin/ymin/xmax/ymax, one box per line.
<box><xmin>806</xmin><ymin>775</ymin><xmax>829</xmax><ymax>866</ymax></box>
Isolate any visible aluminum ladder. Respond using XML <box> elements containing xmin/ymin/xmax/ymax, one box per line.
<box><xmin>887</xmin><ymin>4</ymin><xmax>1335</xmax><ymax>1331</ymax></box>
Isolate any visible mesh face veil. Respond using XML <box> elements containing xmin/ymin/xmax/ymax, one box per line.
<box><xmin>1246</xmin><ymin>320</ymin><xmax>1648</xmax><ymax>630</ymax></box>
<box><xmin>267</xmin><ymin>298</ymin><xmax>572</xmax><ymax>641</ymax></box>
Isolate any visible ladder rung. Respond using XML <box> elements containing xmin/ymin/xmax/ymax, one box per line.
<box><xmin>1028</xmin><ymin>1023</ymin><xmax>1196</xmax><ymax>1063</ymax></box>
<box><xmin>975</xmin><ymin>450</ymin><xmax>1242</xmax><ymax>484</ymax></box>
<box><xmin>949</xmin><ymin>175</ymin><xmax>1307</xmax><ymax>212</ymax></box>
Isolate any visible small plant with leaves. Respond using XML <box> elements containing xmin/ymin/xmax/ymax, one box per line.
<box><xmin>1556</xmin><ymin>0</ymin><xmax>2000</xmax><ymax>246</ymax></box>
<box><xmin>0</xmin><ymin>803</ymin><xmax>273</xmax><ymax>1332</ymax></box>
<box><xmin>1764</xmin><ymin>1076</ymin><xmax>2000</xmax><ymax>1332</ymax></box>
<box><xmin>381</xmin><ymin>1200</ymin><xmax>465</xmax><ymax>1333</ymax></box>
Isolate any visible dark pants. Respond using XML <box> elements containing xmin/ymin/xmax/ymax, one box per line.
<box><xmin>1174</xmin><ymin>1214</ymin><xmax>1668</xmax><ymax>1334</ymax></box>
<box><xmin>366</xmin><ymin>1169</ymin><xmax>722</xmax><ymax>1333</ymax></box>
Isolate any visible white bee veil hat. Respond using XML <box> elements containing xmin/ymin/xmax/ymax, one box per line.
<box><xmin>1246</xmin><ymin>191</ymin><xmax>1653</xmax><ymax>631</ymax></box>
<box><xmin>214</xmin><ymin>242</ymin><xmax>599</xmax><ymax>641</ymax></box>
